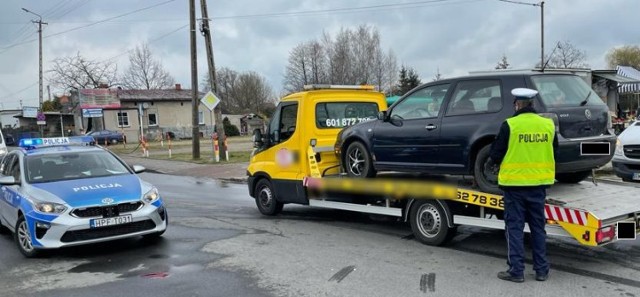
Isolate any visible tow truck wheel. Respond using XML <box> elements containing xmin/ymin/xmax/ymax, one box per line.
<box><xmin>409</xmin><ymin>200</ymin><xmax>455</xmax><ymax>246</ymax></box>
<box><xmin>344</xmin><ymin>141</ymin><xmax>376</xmax><ymax>178</ymax></box>
<box><xmin>255</xmin><ymin>179</ymin><xmax>283</xmax><ymax>216</ymax></box>
<box><xmin>14</xmin><ymin>215</ymin><xmax>40</xmax><ymax>258</ymax></box>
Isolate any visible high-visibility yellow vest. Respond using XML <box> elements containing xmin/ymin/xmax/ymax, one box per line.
<box><xmin>498</xmin><ymin>113</ymin><xmax>556</xmax><ymax>186</ymax></box>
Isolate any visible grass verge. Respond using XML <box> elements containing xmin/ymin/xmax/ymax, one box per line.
<box><xmin>140</xmin><ymin>150</ymin><xmax>252</xmax><ymax>164</ymax></box>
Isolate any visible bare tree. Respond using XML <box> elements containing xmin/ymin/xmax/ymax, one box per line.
<box><xmin>48</xmin><ymin>52</ymin><xmax>118</xmax><ymax>92</ymax></box>
<box><xmin>201</xmin><ymin>68</ymin><xmax>276</xmax><ymax>116</ymax></box>
<box><xmin>606</xmin><ymin>45</ymin><xmax>640</xmax><ymax>69</ymax></box>
<box><xmin>283</xmin><ymin>43</ymin><xmax>310</xmax><ymax>93</ymax></box>
<box><xmin>283</xmin><ymin>24</ymin><xmax>398</xmax><ymax>94</ymax></box>
<box><xmin>540</xmin><ymin>40</ymin><xmax>589</xmax><ymax>69</ymax></box>
<box><xmin>121</xmin><ymin>43</ymin><xmax>175</xmax><ymax>89</ymax></box>
<box><xmin>231</xmin><ymin>72</ymin><xmax>277</xmax><ymax>115</ymax></box>
<box><xmin>495</xmin><ymin>54</ymin><xmax>510</xmax><ymax>69</ymax></box>
<box><xmin>433</xmin><ymin>67</ymin><xmax>444</xmax><ymax>81</ymax></box>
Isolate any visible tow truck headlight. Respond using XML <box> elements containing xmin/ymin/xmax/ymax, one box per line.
<box><xmin>142</xmin><ymin>188</ymin><xmax>159</xmax><ymax>203</ymax></box>
<box><xmin>614</xmin><ymin>139</ymin><xmax>623</xmax><ymax>156</ymax></box>
<box><xmin>35</xmin><ymin>202</ymin><xmax>67</xmax><ymax>214</ymax></box>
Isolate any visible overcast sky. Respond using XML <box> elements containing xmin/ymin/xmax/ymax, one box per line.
<box><xmin>0</xmin><ymin>0</ymin><xmax>638</xmax><ymax>110</ymax></box>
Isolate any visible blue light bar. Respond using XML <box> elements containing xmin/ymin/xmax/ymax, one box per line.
<box><xmin>19</xmin><ymin>136</ymin><xmax>96</xmax><ymax>149</ymax></box>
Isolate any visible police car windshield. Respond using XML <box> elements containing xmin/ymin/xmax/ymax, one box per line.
<box><xmin>25</xmin><ymin>150</ymin><xmax>131</xmax><ymax>184</ymax></box>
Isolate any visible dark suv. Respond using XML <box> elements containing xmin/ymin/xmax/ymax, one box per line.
<box><xmin>335</xmin><ymin>72</ymin><xmax>616</xmax><ymax>193</ymax></box>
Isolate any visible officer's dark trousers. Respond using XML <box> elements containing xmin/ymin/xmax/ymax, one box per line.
<box><xmin>503</xmin><ymin>187</ymin><xmax>549</xmax><ymax>277</ymax></box>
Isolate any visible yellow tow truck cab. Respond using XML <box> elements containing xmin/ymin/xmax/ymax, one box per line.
<box><xmin>247</xmin><ymin>85</ymin><xmax>387</xmax><ymax>215</ymax></box>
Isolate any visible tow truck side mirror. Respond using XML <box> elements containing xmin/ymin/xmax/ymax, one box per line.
<box><xmin>0</xmin><ymin>176</ymin><xmax>18</xmax><ymax>185</ymax></box>
<box><xmin>378</xmin><ymin>110</ymin><xmax>388</xmax><ymax>122</ymax></box>
<box><xmin>253</xmin><ymin>129</ymin><xmax>264</xmax><ymax>148</ymax></box>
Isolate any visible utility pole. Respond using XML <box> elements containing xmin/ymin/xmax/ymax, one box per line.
<box><xmin>540</xmin><ymin>1</ymin><xmax>544</xmax><ymax>71</ymax></box>
<box><xmin>497</xmin><ymin>0</ymin><xmax>544</xmax><ymax>69</ymax></box>
<box><xmin>200</xmin><ymin>0</ymin><xmax>227</xmax><ymax>160</ymax></box>
<box><xmin>23</xmin><ymin>7</ymin><xmax>47</xmax><ymax>136</ymax></box>
<box><xmin>189</xmin><ymin>0</ymin><xmax>200</xmax><ymax>159</ymax></box>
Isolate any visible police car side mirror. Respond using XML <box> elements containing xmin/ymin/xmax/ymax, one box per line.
<box><xmin>0</xmin><ymin>175</ymin><xmax>18</xmax><ymax>185</ymax></box>
<box><xmin>132</xmin><ymin>165</ymin><xmax>146</xmax><ymax>174</ymax></box>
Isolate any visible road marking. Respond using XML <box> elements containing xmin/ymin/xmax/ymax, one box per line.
<box><xmin>420</xmin><ymin>273</ymin><xmax>436</xmax><ymax>293</ymax></box>
<box><xmin>329</xmin><ymin>265</ymin><xmax>356</xmax><ymax>283</ymax></box>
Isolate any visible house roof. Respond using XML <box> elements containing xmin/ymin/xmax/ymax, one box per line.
<box><xmin>117</xmin><ymin>89</ymin><xmax>204</xmax><ymax>102</ymax></box>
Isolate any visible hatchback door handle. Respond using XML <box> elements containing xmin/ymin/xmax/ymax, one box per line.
<box><xmin>425</xmin><ymin>124</ymin><xmax>437</xmax><ymax>130</ymax></box>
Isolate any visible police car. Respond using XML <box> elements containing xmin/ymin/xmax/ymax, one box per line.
<box><xmin>0</xmin><ymin>136</ymin><xmax>168</xmax><ymax>257</ymax></box>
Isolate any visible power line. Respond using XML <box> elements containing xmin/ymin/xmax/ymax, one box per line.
<box><xmin>0</xmin><ymin>82</ymin><xmax>38</xmax><ymax>100</ymax></box>
<box><xmin>1</xmin><ymin>0</ymin><xmax>483</xmax><ymax>25</ymax></box>
<box><xmin>497</xmin><ymin>0</ymin><xmax>539</xmax><ymax>6</ymax></box>
<box><xmin>51</xmin><ymin>0</ymin><xmax>91</xmax><ymax>20</ymax></box>
<box><xmin>104</xmin><ymin>24</ymin><xmax>189</xmax><ymax>62</ymax></box>
<box><xmin>0</xmin><ymin>0</ymin><xmax>177</xmax><ymax>53</ymax></box>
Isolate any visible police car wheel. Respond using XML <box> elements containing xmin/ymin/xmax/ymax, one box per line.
<box><xmin>344</xmin><ymin>141</ymin><xmax>376</xmax><ymax>178</ymax></box>
<box><xmin>255</xmin><ymin>179</ymin><xmax>283</xmax><ymax>216</ymax></box>
<box><xmin>14</xmin><ymin>216</ymin><xmax>40</xmax><ymax>258</ymax></box>
<box><xmin>409</xmin><ymin>200</ymin><xmax>455</xmax><ymax>246</ymax></box>
<box><xmin>473</xmin><ymin>144</ymin><xmax>502</xmax><ymax>195</ymax></box>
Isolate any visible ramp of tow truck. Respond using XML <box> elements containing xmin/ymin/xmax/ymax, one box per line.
<box><xmin>546</xmin><ymin>181</ymin><xmax>640</xmax><ymax>227</ymax></box>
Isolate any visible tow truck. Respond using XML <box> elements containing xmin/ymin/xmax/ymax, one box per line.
<box><xmin>247</xmin><ymin>84</ymin><xmax>640</xmax><ymax>247</ymax></box>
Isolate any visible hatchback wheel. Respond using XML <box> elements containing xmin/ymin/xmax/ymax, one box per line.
<box><xmin>344</xmin><ymin>141</ymin><xmax>376</xmax><ymax>178</ymax></box>
<box><xmin>473</xmin><ymin>144</ymin><xmax>502</xmax><ymax>194</ymax></box>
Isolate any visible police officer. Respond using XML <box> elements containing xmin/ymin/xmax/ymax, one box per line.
<box><xmin>488</xmin><ymin>87</ymin><xmax>558</xmax><ymax>283</ymax></box>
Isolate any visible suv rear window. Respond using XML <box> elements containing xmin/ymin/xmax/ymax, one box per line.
<box><xmin>316</xmin><ymin>102</ymin><xmax>379</xmax><ymax>128</ymax></box>
<box><xmin>531</xmin><ymin>75</ymin><xmax>606</xmax><ymax>108</ymax></box>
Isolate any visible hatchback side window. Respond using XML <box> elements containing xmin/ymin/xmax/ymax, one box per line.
<box><xmin>446</xmin><ymin>80</ymin><xmax>503</xmax><ymax>116</ymax></box>
<box><xmin>390</xmin><ymin>84</ymin><xmax>451</xmax><ymax>120</ymax></box>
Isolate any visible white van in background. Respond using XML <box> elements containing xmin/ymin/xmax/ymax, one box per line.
<box><xmin>0</xmin><ymin>130</ymin><xmax>7</xmax><ymax>158</ymax></box>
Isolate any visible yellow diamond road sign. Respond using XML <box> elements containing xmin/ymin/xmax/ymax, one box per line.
<box><xmin>200</xmin><ymin>91</ymin><xmax>220</xmax><ymax>111</ymax></box>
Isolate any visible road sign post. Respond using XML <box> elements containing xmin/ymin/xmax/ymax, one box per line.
<box><xmin>200</xmin><ymin>91</ymin><xmax>222</xmax><ymax>161</ymax></box>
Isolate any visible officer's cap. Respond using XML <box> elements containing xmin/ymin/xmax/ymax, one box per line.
<box><xmin>511</xmin><ymin>88</ymin><xmax>538</xmax><ymax>100</ymax></box>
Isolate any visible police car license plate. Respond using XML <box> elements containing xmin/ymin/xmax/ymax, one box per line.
<box><xmin>633</xmin><ymin>173</ymin><xmax>640</xmax><ymax>181</ymax></box>
<box><xmin>90</xmin><ymin>215</ymin><xmax>132</xmax><ymax>228</ymax></box>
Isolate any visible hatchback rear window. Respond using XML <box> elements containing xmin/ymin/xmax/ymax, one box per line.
<box><xmin>316</xmin><ymin>102</ymin><xmax>379</xmax><ymax>128</ymax></box>
<box><xmin>531</xmin><ymin>75</ymin><xmax>606</xmax><ymax>108</ymax></box>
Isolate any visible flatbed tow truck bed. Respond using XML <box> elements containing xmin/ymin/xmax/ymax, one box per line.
<box><xmin>301</xmin><ymin>147</ymin><xmax>640</xmax><ymax>247</ymax></box>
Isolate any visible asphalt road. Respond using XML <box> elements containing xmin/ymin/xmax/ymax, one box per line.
<box><xmin>1</xmin><ymin>173</ymin><xmax>639</xmax><ymax>297</ymax></box>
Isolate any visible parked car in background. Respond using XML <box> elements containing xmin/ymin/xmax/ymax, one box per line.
<box><xmin>87</xmin><ymin>130</ymin><xmax>125</xmax><ymax>145</ymax></box>
<box><xmin>613</xmin><ymin>120</ymin><xmax>640</xmax><ymax>182</ymax></box>
<box><xmin>335</xmin><ymin>71</ymin><xmax>616</xmax><ymax>194</ymax></box>
<box><xmin>4</xmin><ymin>133</ymin><xmax>15</xmax><ymax>146</ymax></box>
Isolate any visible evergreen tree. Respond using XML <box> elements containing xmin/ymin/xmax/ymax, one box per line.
<box><xmin>395</xmin><ymin>65</ymin><xmax>422</xmax><ymax>95</ymax></box>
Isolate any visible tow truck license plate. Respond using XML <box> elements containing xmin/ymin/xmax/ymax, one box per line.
<box><xmin>90</xmin><ymin>215</ymin><xmax>132</xmax><ymax>228</ymax></box>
